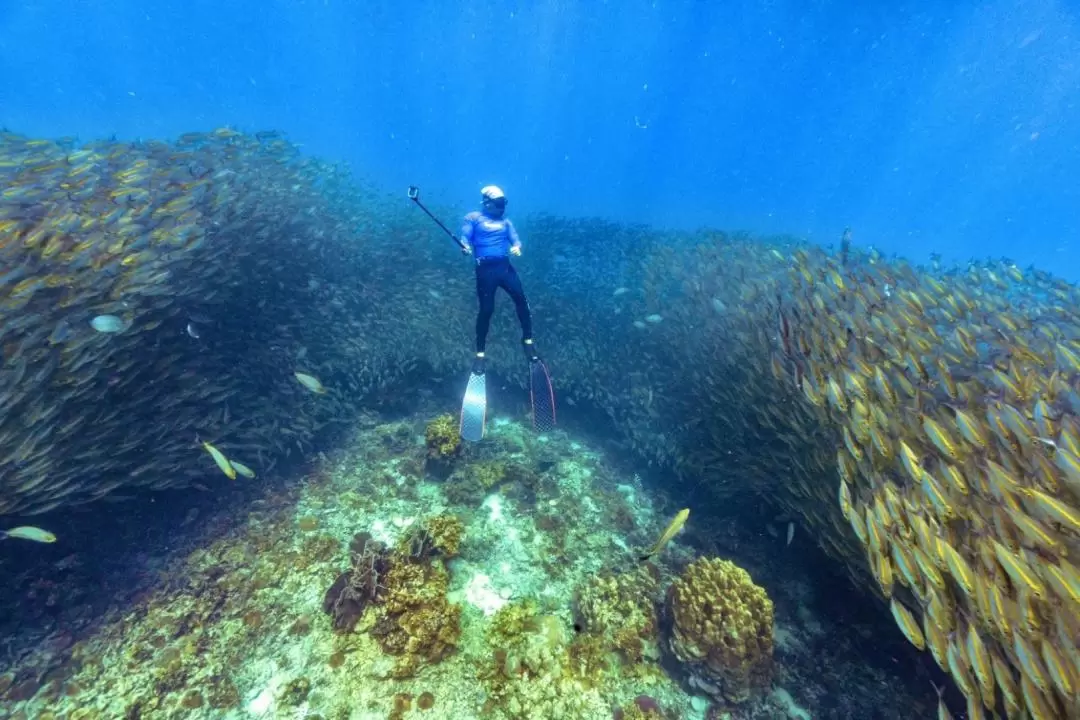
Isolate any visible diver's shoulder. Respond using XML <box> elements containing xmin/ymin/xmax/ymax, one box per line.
<box><xmin>464</xmin><ymin>211</ymin><xmax>483</xmax><ymax>221</ymax></box>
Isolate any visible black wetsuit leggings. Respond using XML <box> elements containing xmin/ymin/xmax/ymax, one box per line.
<box><xmin>475</xmin><ymin>257</ymin><xmax>533</xmax><ymax>353</ymax></box>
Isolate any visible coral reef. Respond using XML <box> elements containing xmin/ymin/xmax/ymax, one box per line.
<box><xmin>323</xmin><ymin>515</ymin><xmax>466</xmax><ymax>678</ymax></box>
<box><xmin>574</xmin><ymin>565</ymin><xmax>662</xmax><ymax>667</ymax></box>
<box><xmin>371</xmin><ymin>549</ymin><xmax>462</xmax><ymax>678</ymax></box>
<box><xmin>443</xmin><ymin>459</ymin><xmax>510</xmax><ymax>507</ymax></box>
<box><xmin>0</xmin><ymin>413</ymin><xmax>934</xmax><ymax>720</ymax></box>
<box><xmin>614</xmin><ymin>695</ymin><xmax>670</xmax><ymax>719</ymax></box>
<box><xmin>480</xmin><ymin>600</ymin><xmax>612</xmax><ymax>719</ymax></box>
<box><xmin>425</xmin><ymin>413</ymin><xmax>462</xmax><ymax>460</ymax></box>
<box><xmin>403</xmin><ymin>513</ymin><xmax>465</xmax><ymax>559</ymax></box>
<box><xmin>322</xmin><ymin>532</ymin><xmax>392</xmax><ymax>632</ymax></box>
<box><xmin>488</xmin><ymin>600</ymin><xmax>568</xmax><ymax>680</ymax></box>
<box><xmin>666</xmin><ymin>557</ymin><xmax>775</xmax><ymax>704</ymax></box>
<box><xmin>0</xmin><ymin>126</ymin><xmax>1074</xmax><ymax>714</ymax></box>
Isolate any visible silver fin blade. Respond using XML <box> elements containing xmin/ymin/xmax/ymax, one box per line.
<box><xmin>460</xmin><ymin>372</ymin><xmax>487</xmax><ymax>442</ymax></box>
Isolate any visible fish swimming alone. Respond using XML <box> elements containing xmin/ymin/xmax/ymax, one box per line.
<box><xmin>639</xmin><ymin>508</ymin><xmax>689</xmax><ymax>561</ymax></box>
<box><xmin>1</xmin><ymin>526</ymin><xmax>57</xmax><ymax>543</ymax></box>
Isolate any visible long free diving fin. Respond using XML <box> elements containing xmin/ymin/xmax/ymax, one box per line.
<box><xmin>529</xmin><ymin>359</ymin><xmax>556</xmax><ymax>433</ymax></box>
<box><xmin>459</xmin><ymin>370</ymin><xmax>487</xmax><ymax>442</ymax></box>
<box><xmin>461</xmin><ymin>357</ymin><xmax>553</xmax><ymax>442</ymax></box>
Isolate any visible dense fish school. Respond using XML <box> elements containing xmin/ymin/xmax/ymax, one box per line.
<box><xmin>1</xmin><ymin>129</ymin><xmax>1080</xmax><ymax>718</ymax></box>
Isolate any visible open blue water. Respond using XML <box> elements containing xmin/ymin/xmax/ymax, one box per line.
<box><xmin>1</xmin><ymin>0</ymin><xmax>1077</xmax><ymax>276</ymax></box>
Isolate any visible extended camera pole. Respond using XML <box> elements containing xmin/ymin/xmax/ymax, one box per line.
<box><xmin>407</xmin><ymin>186</ymin><xmax>467</xmax><ymax>252</ymax></box>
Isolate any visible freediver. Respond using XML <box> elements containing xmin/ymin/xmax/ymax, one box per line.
<box><xmin>459</xmin><ymin>185</ymin><xmax>539</xmax><ymax>373</ymax></box>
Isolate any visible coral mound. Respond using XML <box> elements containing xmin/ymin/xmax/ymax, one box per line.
<box><xmin>425</xmin><ymin>413</ymin><xmax>462</xmax><ymax>459</ymax></box>
<box><xmin>481</xmin><ymin>600</ymin><xmax>612</xmax><ymax>719</ymax></box>
<box><xmin>323</xmin><ymin>521</ymin><xmax>464</xmax><ymax>678</ymax></box>
<box><xmin>665</xmin><ymin>556</ymin><xmax>774</xmax><ymax>704</ymax></box>
<box><xmin>574</xmin><ymin>565</ymin><xmax>661</xmax><ymax>666</ymax></box>
<box><xmin>372</xmin><ymin>549</ymin><xmax>462</xmax><ymax>678</ymax></box>
<box><xmin>322</xmin><ymin>532</ymin><xmax>392</xmax><ymax>632</ymax></box>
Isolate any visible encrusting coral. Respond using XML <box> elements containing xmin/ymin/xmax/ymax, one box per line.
<box><xmin>443</xmin><ymin>460</ymin><xmax>508</xmax><ymax>507</ymax></box>
<box><xmin>665</xmin><ymin>557</ymin><xmax>774</xmax><ymax>704</ymax></box>
<box><xmin>613</xmin><ymin>695</ymin><xmax>670</xmax><ymax>719</ymax></box>
<box><xmin>372</xmin><ymin>550</ymin><xmax>462</xmax><ymax>678</ymax></box>
<box><xmin>574</xmin><ymin>565</ymin><xmax>662</xmax><ymax>668</ymax></box>
<box><xmin>416</xmin><ymin>514</ymin><xmax>465</xmax><ymax>558</ymax></box>
<box><xmin>487</xmin><ymin>600</ymin><xmax>568</xmax><ymax>680</ymax></box>
<box><xmin>479</xmin><ymin>600</ymin><xmax>612</xmax><ymax>719</ymax></box>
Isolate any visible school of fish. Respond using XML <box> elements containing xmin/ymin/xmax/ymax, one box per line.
<box><xmin>671</xmin><ymin>243</ymin><xmax>1080</xmax><ymax>720</ymax></box>
<box><xmin>2</xmin><ymin>126</ymin><xmax>1080</xmax><ymax>718</ymax></box>
<box><xmin>0</xmin><ymin>128</ymin><xmax>435</xmax><ymax>516</ymax></box>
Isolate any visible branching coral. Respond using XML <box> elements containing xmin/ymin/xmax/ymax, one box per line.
<box><xmin>665</xmin><ymin>557</ymin><xmax>774</xmax><ymax>704</ymax></box>
<box><xmin>321</xmin><ymin>532</ymin><xmax>391</xmax><ymax>632</ymax></box>
<box><xmin>424</xmin><ymin>413</ymin><xmax>461</xmax><ymax>459</ymax></box>
<box><xmin>398</xmin><ymin>514</ymin><xmax>465</xmax><ymax>560</ymax></box>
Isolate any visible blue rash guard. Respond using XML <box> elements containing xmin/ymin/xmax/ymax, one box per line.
<box><xmin>460</xmin><ymin>211</ymin><xmax>520</xmax><ymax>258</ymax></box>
<box><xmin>459</xmin><ymin>210</ymin><xmax>533</xmax><ymax>355</ymax></box>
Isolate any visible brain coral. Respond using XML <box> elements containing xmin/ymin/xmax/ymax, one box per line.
<box><xmin>665</xmin><ymin>557</ymin><xmax>774</xmax><ymax>704</ymax></box>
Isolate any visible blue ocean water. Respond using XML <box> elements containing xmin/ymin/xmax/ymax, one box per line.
<box><xmin>1</xmin><ymin>0</ymin><xmax>1077</xmax><ymax>277</ymax></box>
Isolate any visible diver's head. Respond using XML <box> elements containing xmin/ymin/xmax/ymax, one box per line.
<box><xmin>480</xmin><ymin>185</ymin><xmax>507</xmax><ymax>219</ymax></box>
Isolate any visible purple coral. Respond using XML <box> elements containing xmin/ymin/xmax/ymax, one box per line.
<box><xmin>634</xmin><ymin>695</ymin><xmax>661</xmax><ymax>713</ymax></box>
<box><xmin>322</xmin><ymin>532</ymin><xmax>391</xmax><ymax>632</ymax></box>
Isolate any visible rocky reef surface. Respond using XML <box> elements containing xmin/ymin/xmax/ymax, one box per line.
<box><xmin>0</xmin><ymin>400</ymin><xmax>936</xmax><ymax>719</ymax></box>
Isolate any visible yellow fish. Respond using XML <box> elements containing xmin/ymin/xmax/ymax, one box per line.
<box><xmin>294</xmin><ymin>371</ymin><xmax>327</xmax><ymax>394</ymax></box>
<box><xmin>201</xmin><ymin>441</ymin><xmax>237</xmax><ymax>480</ymax></box>
<box><xmin>229</xmin><ymin>460</ymin><xmax>256</xmax><ymax>479</ymax></box>
<box><xmin>890</xmin><ymin>598</ymin><xmax>925</xmax><ymax>650</ymax></box>
<box><xmin>639</xmin><ymin>508</ymin><xmax>689</xmax><ymax>561</ymax></box>
<box><xmin>1</xmin><ymin>526</ymin><xmax>56</xmax><ymax>543</ymax></box>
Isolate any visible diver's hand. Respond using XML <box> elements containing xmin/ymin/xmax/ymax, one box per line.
<box><xmin>510</xmin><ymin>245</ymin><xmax>522</xmax><ymax>256</ymax></box>
<box><xmin>461</xmin><ymin>244</ymin><xmax>473</xmax><ymax>255</ymax></box>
